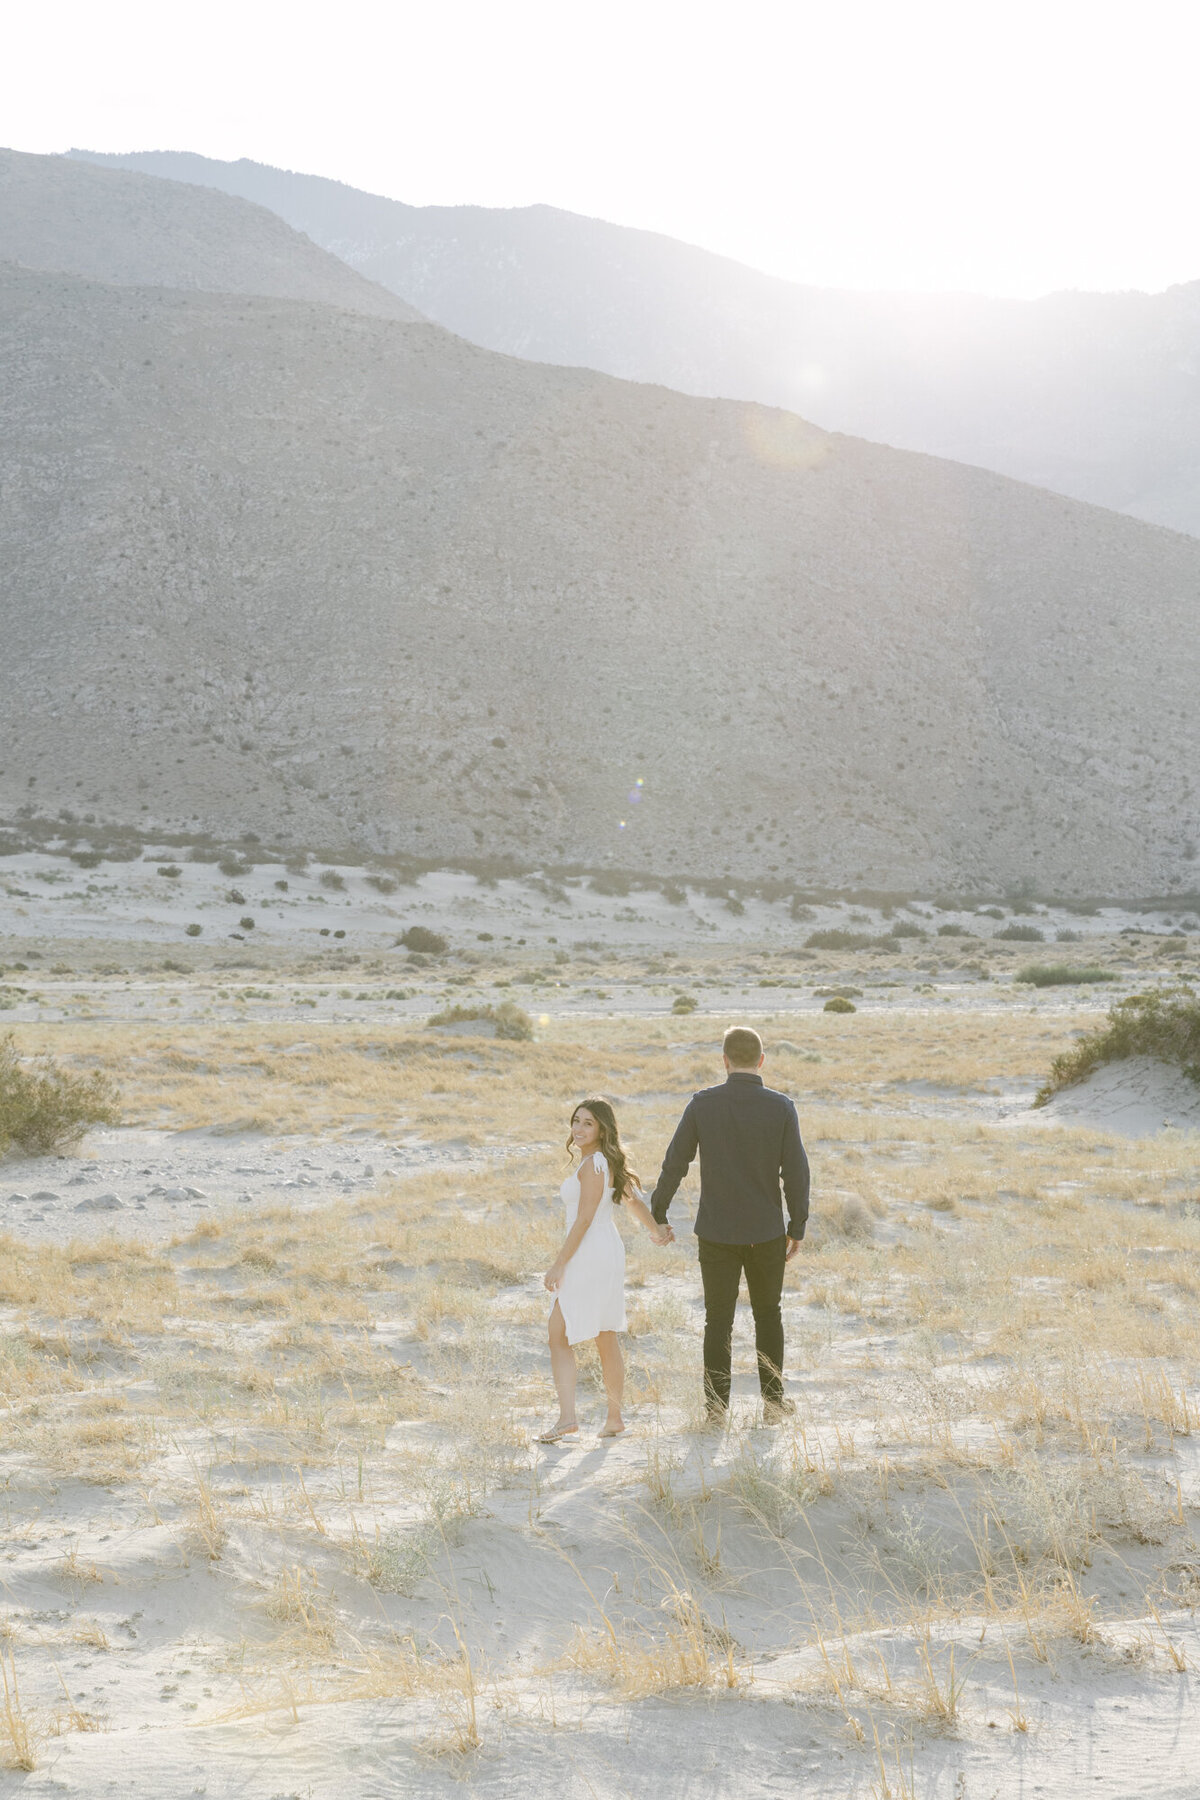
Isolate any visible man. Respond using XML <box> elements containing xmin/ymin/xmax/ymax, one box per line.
<box><xmin>650</xmin><ymin>1025</ymin><xmax>810</xmax><ymax>1423</ymax></box>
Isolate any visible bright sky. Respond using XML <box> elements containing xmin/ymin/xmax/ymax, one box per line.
<box><xmin>5</xmin><ymin>0</ymin><xmax>1197</xmax><ymax>297</ymax></box>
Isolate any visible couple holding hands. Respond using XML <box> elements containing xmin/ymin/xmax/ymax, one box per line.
<box><xmin>540</xmin><ymin>1026</ymin><xmax>811</xmax><ymax>1442</ymax></box>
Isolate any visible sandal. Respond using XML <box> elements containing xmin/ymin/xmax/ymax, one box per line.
<box><xmin>598</xmin><ymin>1424</ymin><xmax>626</xmax><ymax>1439</ymax></box>
<box><xmin>537</xmin><ymin>1423</ymin><xmax>579</xmax><ymax>1444</ymax></box>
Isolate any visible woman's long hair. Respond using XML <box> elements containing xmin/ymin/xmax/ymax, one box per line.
<box><xmin>566</xmin><ymin>1096</ymin><xmax>640</xmax><ymax>1204</ymax></box>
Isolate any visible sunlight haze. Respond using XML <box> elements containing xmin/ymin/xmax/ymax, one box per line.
<box><xmin>5</xmin><ymin>0</ymin><xmax>1198</xmax><ymax>297</ymax></box>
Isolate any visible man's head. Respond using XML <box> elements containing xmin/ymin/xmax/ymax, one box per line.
<box><xmin>722</xmin><ymin>1025</ymin><xmax>764</xmax><ymax>1072</ymax></box>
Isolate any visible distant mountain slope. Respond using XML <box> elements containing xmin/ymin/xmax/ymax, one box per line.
<box><xmin>3</xmin><ymin>257</ymin><xmax>1197</xmax><ymax>896</ymax></box>
<box><xmin>73</xmin><ymin>149</ymin><xmax>1200</xmax><ymax>538</ymax></box>
<box><xmin>1</xmin><ymin>149</ymin><xmax>420</xmax><ymax>319</ymax></box>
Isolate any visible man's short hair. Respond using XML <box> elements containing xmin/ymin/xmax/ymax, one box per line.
<box><xmin>723</xmin><ymin>1026</ymin><xmax>763</xmax><ymax>1068</ymax></box>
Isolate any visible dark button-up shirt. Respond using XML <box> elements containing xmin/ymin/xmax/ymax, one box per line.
<box><xmin>649</xmin><ymin>1071</ymin><xmax>810</xmax><ymax>1244</ymax></box>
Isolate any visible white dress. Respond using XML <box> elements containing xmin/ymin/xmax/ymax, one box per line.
<box><xmin>553</xmin><ymin>1149</ymin><xmax>627</xmax><ymax>1346</ymax></box>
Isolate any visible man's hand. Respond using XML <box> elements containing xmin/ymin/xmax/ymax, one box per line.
<box><xmin>649</xmin><ymin>1221</ymin><xmax>675</xmax><ymax>1246</ymax></box>
<box><xmin>785</xmin><ymin>1236</ymin><xmax>803</xmax><ymax>1262</ymax></box>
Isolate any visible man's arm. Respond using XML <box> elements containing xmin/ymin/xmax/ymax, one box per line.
<box><xmin>781</xmin><ymin>1101</ymin><xmax>810</xmax><ymax>1243</ymax></box>
<box><xmin>649</xmin><ymin>1099</ymin><xmax>699</xmax><ymax>1225</ymax></box>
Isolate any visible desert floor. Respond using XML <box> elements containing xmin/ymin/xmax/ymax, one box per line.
<box><xmin>2</xmin><ymin>855</ymin><xmax>1199</xmax><ymax>1797</ymax></box>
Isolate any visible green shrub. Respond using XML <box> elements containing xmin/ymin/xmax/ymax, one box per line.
<box><xmin>890</xmin><ymin>921</ymin><xmax>927</xmax><ymax>939</ymax></box>
<box><xmin>995</xmin><ymin>924</ymin><xmax>1044</xmax><ymax>942</ymax></box>
<box><xmin>240</xmin><ymin>916</ymin><xmax>256</xmax><ymax>931</ymax></box>
<box><xmin>936</xmin><ymin>923</ymin><xmax>973</xmax><ymax>937</ymax></box>
<box><xmin>218</xmin><ymin>857</ymin><xmax>248</xmax><ymax>878</ymax></box>
<box><xmin>70</xmin><ymin>850</ymin><xmax>103</xmax><ymax>869</ymax></box>
<box><xmin>185</xmin><ymin>923</ymin><xmax>202</xmax><ymax>937</ymax></box>
<box><xmin>320</xmin><ymin>869</ymin><xmax>346</xmax><ymax>891</ymax></box>
<box><xmin>365</xmin><ymin>874</ymin><xmax>398</xmax><ymax>894</ymax></box>
<box><xmin>1016</xmin><ymin>964</ymin><xmax>1116</xmax><ymax>988</ymax></box>
<box><xmin>157</xmin><ymin>864</ymin><xmax>182</xmax><ymax>879</ymax></box>
<box><xmin>823</xmin><ymin>996</ymin><xmax>856</xmax><ymax>1014</ymax></box>
<box><xmin>399</xmin><ymin>926</ymin><xmax>448</xmax><ymax>955</ymax></box>
<box><xmin>804</xmin><ymin>929</ymin><xmax>877</xmax><ymax>951</ymax></box>
<box><xmin>671</xmin><ymin>994</ymin><xmax>698</xmax><ymax>1014</ymax></box>
<box><xmin>426</xmin><ymin>1001</ymin><xmax>533</xmax><ymax>1041</ymax></box>
<box><xmin>1035</xmin><ymin>984</ymin><xmax>1200</xmax><ymax>1105</ymax></box>
<box><xmin>0</xmin><ymin>1034</ymin><xmax>121</xmax><ymax>1155</ymax></box>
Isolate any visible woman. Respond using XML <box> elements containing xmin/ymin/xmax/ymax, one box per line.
<box><xmin>540</xmin><ymin>1096</ymin><xmax>671</xmax><ymax>1444</ymax></box>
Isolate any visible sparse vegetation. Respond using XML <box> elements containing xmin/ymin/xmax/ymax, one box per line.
<box><xmin>0</xmin><ymin>1033</ymin><xmax>120</xmax><ymax>1154</ymax></box>
<box><xmin>671</xmin><ymin>994</ymin><xmax>698</xmax><ymax>1014</ymax></box>
<box><xmin>399</xmin><ymin>926</ymin><xmax>448</xmax><ymax>955</ymax></box>
<box><xmin>319</xmin><ymin>869</ymin><xmax>345</xmax><ymax>891</ymax></box>
<box><xmin>185</xmin><ymin>922</ymin><xmax>202</xmax><ymax>937</ymax></box>
<box><xmin>426</xmin><ymin>1000</ymin><xmax>534</xmax><ymax>1040</ymax></box>
<box><xmin>1015</xmin><ymin>964</ymin><xmax>1116</xmax><ymax>987</ymax></box>
<box><xmin>1036</xmin><ymin>983</ymin><xmax>1200</xmax><ymax>1102</ymax></box>
<box><xmin>823</xmin><ymin>995</ymin><xmax>856</xmax><ymax>1013</ymax></box>
<box><xmin>805</xmin><ymin>928</ymin><xmax>878</xmax><ymax>951</ymax></box>
<box><xmin>995</xmin><ymin>924</ymin><xmax>1045</xmax><ymax>942</ymax></box>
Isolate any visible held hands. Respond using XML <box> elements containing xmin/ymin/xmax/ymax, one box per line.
<box><xmin>649</xmin><ymin>1221</ymin><xmax>675</xmax><ymax>1246</ymax></box>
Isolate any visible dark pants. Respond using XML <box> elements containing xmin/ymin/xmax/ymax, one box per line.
<box><xmin>698</xmin><ymin>1235</ymin><xmax>787</xmax><ymax>1410</ymax></box>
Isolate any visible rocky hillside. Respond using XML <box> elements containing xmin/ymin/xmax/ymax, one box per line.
<box><xmin>1</xmin><ymin>149</ymin><xmax>419</xmax><ymax>320</ymax></box>
<box><xmin>73</xmin><ymin>149</ymin><xmax>1200</xmax><ymax>538</ymax></box>
<box><xmin>2</xmin><ymin>253</ymin><xmax>1197</xmax><ymax>896</ymax></box>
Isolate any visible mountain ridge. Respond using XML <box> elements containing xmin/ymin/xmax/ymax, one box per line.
<box><xmin>71</xmin><ymin>147</ymin><xmax>1200</xmax><ymax>538</ymax></box>
<box><xmin>3</xmin><ymin>239</ymin><xmax>1198</xmax><ymax>895</ymax></box>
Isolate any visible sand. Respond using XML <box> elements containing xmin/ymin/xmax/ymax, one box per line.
<box><xmin>2</xmin><ymin>859</ymin><xmax>1200</xmax><ymax>1797</ymax></box>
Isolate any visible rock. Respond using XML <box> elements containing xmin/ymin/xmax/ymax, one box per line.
<box><xmin>184</xmin><ymin>1186</ymin><xmax>207</xmax><ymax>1199</ymax></box>
<box><xmin>31</xmin><ymin>1190</ymin><xmax>60</xmax><ymax>1202</ymax></box>
<box><xmin>74</xmin><ymin>1193</ymin><xmax>123</xmax><ymax>1212</ymax></box>
<box><xmin>8</xmin><ymin>1192</ymin><xmax>29</xmax><ymax>1203</ymax></box>
<box><xmin>162</xmin><ymin>1187</ymin><xmax>190</xmax><ymax>1202</ymax></box>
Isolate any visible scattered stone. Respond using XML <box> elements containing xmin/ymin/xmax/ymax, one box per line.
<box><xmin>162</xmin><ymin>1187</ymin><xmax>190</xmax><ymax>1202</ymax></box>
<box><xmin>31</xmin><ymin>1190</ymin><xmax>59</xmax><ymax>1202</ymax></box>
<box><xmin>74</xmin><ymin>1193</ymin><xmax>123</xmax><ymax>1212</ymax></box>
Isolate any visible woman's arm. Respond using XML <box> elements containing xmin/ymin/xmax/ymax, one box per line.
<box><xmin>624</xmin><ymin>1190</ymin><xmax>674</xmax><ymax>1244</ymax></box>
<box><xmin>544</xmin><ymin>1158</ymin><xmax>604</xmax><ymax>1291</ymax></box>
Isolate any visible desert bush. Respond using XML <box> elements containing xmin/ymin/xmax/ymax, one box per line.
<box><xmin>1035</xmin><ymin>984</ymin><xmax>1200</xmax><ymax>1103</ymax></box>
<box><xmin>662</xmin><ymin>881</ymin><xmax>687</xmax><ymax>905</ymax></box>
<box><xmin>995</xmin><ymin>924</ymin><xmax>1044</xmax><ymax>941</ymax></box>
<box><xmin>185</xmin><ymin>923</ymin><xmax>202</xmax><ymax>937</ymax></box>
<box><xmin>239</xmin><ymin>916</ymin><xmax>255</xmax><ymax>931</ymax></box>
<box><xmin>1015</xmin><ymin>964</ymin><xmax>1116</xmax><ymax>988</ymax></box>
<box><xmin>70</xmin><ymin>850</ymin><xmax>102</xmax><ymax>869</ymax></box>
<box><xmin>218</xmin><ymin>858</ymin><xmax>248</xmax><ymax>878</ymax></box>
<box><xmin>671</xmin><ymin>994</ymin><xmax>698</xmax><ymax>1014</ymax></box>
<box><xmin>0</xmin><ymin>1035</ymin><xmax>120</xmax><ymax>1155</ymax></box>
<box><xmin>320</xmin><ymin>869</ymin><xmax>346</xmax><ymax>891</ymax></box>
<box><xmin>805</xmin><ymin>928</ymin><xmax>878</xmax><ymax>951</ymax></box>
<box><xmin>365</xmin><ymin>874</ymin><xmax>398</xmax><ymax>894</ymax></box>
<box><xmin>157</xmin><ymin>865</ymin><xmax>182</xmax><ymax>879</ymax></box>
<box><xmin>399</xmin><ymin>926</ymin><xmax>448</xmax><ymax>955</ymax></box>
<box><xmin>427</xmin><ymin>1001</ymin><xmax>533</xmax><ymax>1041</ymax></box>
<box><xmin>936</xmin><ymin>923</ymin><xmax>972</xmax><ymax>937</ymax></box>
<box><xmin>824</xmin><ymin>996</ymin><xmax>856</xmax><ymax>1014</ymax></box>
<box><xmin>589</xmin><ymin>871</ymin><xmax>631</xmax><ymax>896</ymax></box>
<box><xmin>890</xmin><ymin>920</ymin><xmax>927</xmax><ymax>939</ymax></box>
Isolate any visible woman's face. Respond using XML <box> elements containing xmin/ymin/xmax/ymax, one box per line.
<box><xmin>571</xmin><ymin>1107</ymin><xmax>601</xmax><ymax>1153</ymax></box>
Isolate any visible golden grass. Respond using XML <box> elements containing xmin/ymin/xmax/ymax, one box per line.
<box><xmin>2</xmin><ymin>998</ymin><xmax>1198</xmax><ymax>1755</ymax></box>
